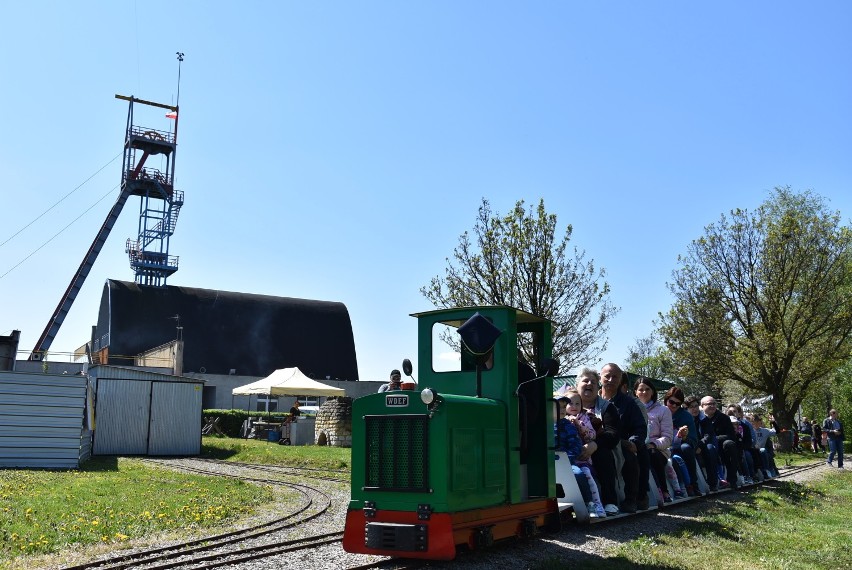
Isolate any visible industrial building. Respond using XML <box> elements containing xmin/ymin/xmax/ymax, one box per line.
<box><xmin>1</xmin><ymin>92</ymin><xmax>376</xmax><ymax>468</ymax></box>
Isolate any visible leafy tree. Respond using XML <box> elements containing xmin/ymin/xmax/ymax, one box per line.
<box><xmin>625</xmin><ymin>332</ymin><xmax>715</xmax><ymax>398</ymax></box>
<box><xmin>625</xmin><ymin>331</ymin><xmax>670</xmax><ymax>380</ymax></box>
<box><xmin>830</xmin><ymin>362</ymin><xmax>852</xmax><ymax>428</ymax></box>
<box><xmin>803</xmin><ymin>361</ymin><xmax>852</xmax><ymax>430</ymax></box>
<box><xmin>421</xmin><ymin>198</ymin><xmax>618</xmax><ymax>371</ymax></box>
<box><xmin>659</xmin><ymin>187</ymin><xmax>852</xmax><ymax>446</ymax></box>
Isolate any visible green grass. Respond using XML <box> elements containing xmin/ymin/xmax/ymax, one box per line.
<box><xmin>0</xmin><ymin>456</ymin><xmax>275</xmax><ymax>569</ymax></box>
<box><xmin>532</xmin><ymin>467</ymin><xmax>852</xmax><ymax>570</ymax></box>
<box><xmin>774</xmin><ymin>449</ymin><xmax>831</xmax><ymax>467</ymax></box>
<box><xmin>3</xmin><ymin>438</ymin><xmax>845</xmax><ymax>570</ymax></box>
<box><xmin>200</xmin><ymin>435</ymin><xmax>353</xmax><ymax>469</ymax></box>
<box><xmin>0</xmin><ymin>438</ymin><xmax>352</xmax><ymax>569</ymax></box>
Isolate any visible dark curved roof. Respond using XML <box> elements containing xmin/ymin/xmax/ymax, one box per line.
<box><xmin>96</xmin><ymin>279</ymin><xmax>359</xmax><ymax>379</ymax></box>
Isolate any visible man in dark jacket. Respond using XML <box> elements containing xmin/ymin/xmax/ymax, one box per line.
<box><xmin>600</xmin><ymin>363</ymin><xmax>648</xmax><ymax>513</ymax></box>
<box><xmin>577</xmin><ymin>366</ymin><xmax>621</xmax><ymax>516</ymax></box>
<box><xmin>685</xmin><ymin>395</ymin><xmax>723</xmax><ymax>491</ymax></box>
<box><xmin>701</xmin><ymin>396</ymin><xmax>741</xmax><ymax>489</ymax></box>
<box><xmin>823</xmin><ymin>409</ymin><xmax>845</xmax><ymax>468</ymax></box>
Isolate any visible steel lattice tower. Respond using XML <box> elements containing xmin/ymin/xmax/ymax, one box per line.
<box><xmin>120</xmin><ymin>96</ymin><xmax>183</xmax><ymax>286</ymax></box>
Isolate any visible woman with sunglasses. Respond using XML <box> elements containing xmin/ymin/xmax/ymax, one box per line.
<box><xmin>665</xmin><ymin>386</ymin><xmax>700</xmax><ymax>496</ymax></box>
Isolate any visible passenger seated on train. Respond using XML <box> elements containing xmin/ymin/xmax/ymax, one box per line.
<box><xmin>668</xmin><ymin>454</ymin><xmax>692</xmax><ymax>495</ymax></box>
<box><xmin>551</xmin><ymin>395</ymin><xmax>595</xmax><ymax>507</ymax></box>
<box><xmin>554</xmin><ymin>389</ymin><xmax>606</xmax><ymax>518</ymax></box>
<box><xmin>576</xmin><ymin>366</ymin><xmax>622</xmax><ymax>516</ymax></box>
<box><xmin>750</xmin><ymin>414</ymin><xmax>780</xmax><ymax>478</ymax></box>
<box><xmin>686</xmin><ymin>395</ymin><xmax>724</xmax><ymax>491</ymax></box>
<box><xmin>634</xmin><ymin>377</ymin><xmax>678</xmax><ymax>503</ymax></box>
<box><xmin>728</xmin><ymin>404</ymin><xmax>763</xmax><ymax>483</ymax></box>
<box><xmin>726</xmin><ymin>406</ymin><xmax>755</xmax><ymax>484</ymax></box>
<box><xmin>600</xmin><ymin>364</ymin><xmax>648</xmax><ymax>513</ymax></box>
<box><xmin>701</xmin><ymin>396</ymin><xmax>742</xmax><ymax>490</ymax></box>
<box><xmin>619</xmin><ymin>377</ymin><xmax>652</xmax><ymax>508</ymax></box>
<box><xmin>666</xmin><ymin>387</ymin><xmax>701</xmax><ymax>496</ymax></box>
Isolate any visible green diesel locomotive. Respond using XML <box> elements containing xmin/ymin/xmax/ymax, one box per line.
<box><xmin>343</xmin><ymin>306</ymin><xmax>561</xmax><ymax>560</ymax></box>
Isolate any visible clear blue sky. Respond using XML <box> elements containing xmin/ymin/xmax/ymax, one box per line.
<box><xmin>2</xmin><ymin>2</ymin><xmax>850</xmax><ymax>381</ymax></box>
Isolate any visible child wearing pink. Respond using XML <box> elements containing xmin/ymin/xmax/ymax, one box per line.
<box><xmin>564</xmin><ymin>389</ymin><xmax>606</xmax><ymax>518</ymax></box>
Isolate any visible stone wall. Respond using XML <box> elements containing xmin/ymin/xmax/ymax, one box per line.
<box><xmin>315</xmin><ymin>397</ymin><xmax>352</xmax><ymax>447</ymax></box>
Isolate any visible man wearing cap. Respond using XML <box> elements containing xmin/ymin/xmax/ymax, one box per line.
<box><xmin>378</xmin><ymin>369</ymin><xmax>403</xmax><ymax>393</ymax></box>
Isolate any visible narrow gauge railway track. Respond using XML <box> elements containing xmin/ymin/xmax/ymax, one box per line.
<box><xmin>57</xmin><ymin>460</ymin><xmax>824</xmax><ymax>570</ymax></box>
<box><xmin>59</xmin><ymin>459</ymin><xmax>338</xmax><ymax>570</ymax></box>
<box><xmin>195</xmin><ymin>457</ymin><xmax>351</xmax><ymax>484</ymax></box>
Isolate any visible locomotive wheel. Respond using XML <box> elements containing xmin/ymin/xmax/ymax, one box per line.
<box><xmin>473</xmin><ymin>526</ymin><xmax>494</xmax><ymax>548</ymax></box>
<box><xmin>520</xmin><ymin>518</ymin><xmax>538</xmax><ymax>538</ymax></box>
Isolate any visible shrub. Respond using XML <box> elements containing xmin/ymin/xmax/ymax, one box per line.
<box><xmin>201</xmin><ymin>409</ymin><xmax>292</xmax><ymax>437</ymax></box>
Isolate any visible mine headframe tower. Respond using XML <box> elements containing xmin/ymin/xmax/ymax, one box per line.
<box><xmin>119</xmin><ymin>95</ymin><xmax>183</xmax><ymax>287</ymax></box>
<box><xmin>29</xmin><ymin>95</ymin><xmax>183</xmax><ymax>360</ymax></box>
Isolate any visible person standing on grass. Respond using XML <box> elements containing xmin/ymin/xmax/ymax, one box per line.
<box><xmin>811</xmin><ymin>420</ymin><xmax>825</xmax><ymax>453</ymax></box>
<box><xmin>823</xmin><ymin>409</ymin><xmax>845</xmax><ymax>468</ymax></box>
<box><xmin>285</xmin><ymin>399</ymin><xmax>301</xmax><ymax>425</ymax></box>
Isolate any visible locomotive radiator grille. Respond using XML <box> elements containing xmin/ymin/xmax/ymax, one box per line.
<box><xmin>364</xmin><ymin>415</ymin><xmax>429</xmax><ymax>492</ymax></box>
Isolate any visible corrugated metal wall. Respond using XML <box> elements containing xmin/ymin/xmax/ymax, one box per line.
<box><xmin>0</xmin><ymin>372</ymin><xmax>88</xmax><ymax>468</ymax></box>
<box><xmin>91</xmin><ymin>366</ymin><xmax>202</xmax><ymax>456</ymax></box>
<box><xmin>149</xmin><ymin>382</ymin><xmax>202</xmax><ymax>455</ymax></box>
<box><xmin>93</xmin><ymin>379</ymin><xmax>151</xmax><ymax>455</ymax></box>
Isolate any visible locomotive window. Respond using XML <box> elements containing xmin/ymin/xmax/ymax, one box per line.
<box><xmin>431</xmin><ymin>322</ymin><xmax>461</xmax><ymax>373</ymax></box>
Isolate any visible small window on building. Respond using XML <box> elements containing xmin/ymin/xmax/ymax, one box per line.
<box><xmin>256</xmin><ymin>396</ymin><xmax>278</xmax><ymax>412</ymax></box>
<box><xmin>297</xmin><ymin>396</ymin><xmax>318</xmax><ymax>406</ymax></box>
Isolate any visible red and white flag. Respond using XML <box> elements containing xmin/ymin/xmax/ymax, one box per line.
<box><xmin>165</xmin><ymin>110</ymin><xmax>177</xmax><ymax>119</ymax></box>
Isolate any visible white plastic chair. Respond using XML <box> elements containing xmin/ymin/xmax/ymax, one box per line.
<box><xmin>554</xmin><ymin>451</ymin><xmax>590</xmax><ymax>523</ymax></box>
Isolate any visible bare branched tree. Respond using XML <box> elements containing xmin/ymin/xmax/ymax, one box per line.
<box><xmin>421</xmin><ymin>198</ymin><xmax>618</xmax><ymax>371</ymax></box>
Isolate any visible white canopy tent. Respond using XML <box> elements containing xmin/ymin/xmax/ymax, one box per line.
<box><xmin>232</xmin><ymin>367</ymin><xmax>345</xmax><ymax>413</ymax></box>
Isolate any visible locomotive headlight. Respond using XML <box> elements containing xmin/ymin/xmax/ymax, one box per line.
<box><xmin>421</xmin><ymin>388</ymin><xmax>437</xmax><ymax>406</ymax></box>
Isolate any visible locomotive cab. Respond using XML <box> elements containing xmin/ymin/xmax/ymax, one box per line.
<box><xmin>343</xmin><ymin>306</ymin><xmax>560</xmax><ymax>560</ymax></box>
